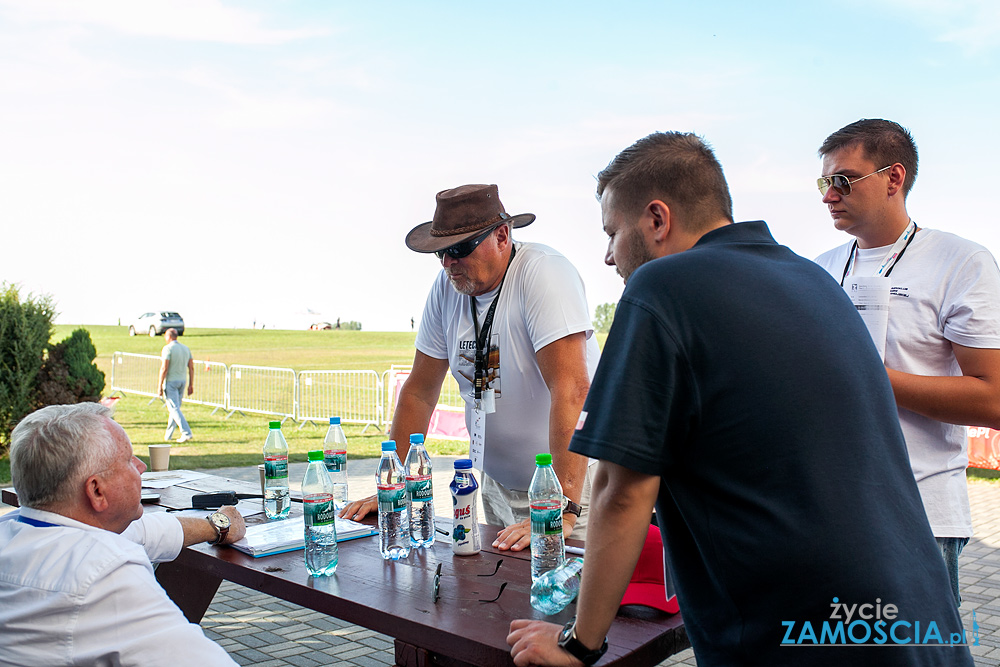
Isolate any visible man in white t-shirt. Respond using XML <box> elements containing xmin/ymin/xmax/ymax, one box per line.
<box><xmin>813</xmin><ymin>119</ymin><xmax>1000</xmax><ymax>605</ymax></box>
<box><xmin>340</xmin><ymin>184</ymin><xmax>600</xmax><ymax>551</ymax></box>
<box><xmin>0</xmin><ymin>402</ymin><xmax>245</xmax><ymax>666</ymax></box>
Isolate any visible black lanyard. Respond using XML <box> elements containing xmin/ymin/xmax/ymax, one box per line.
<box><xmin>470</xmin><ymin>244</ymin><xmax>517</xmax><ymax>401</ymax></box>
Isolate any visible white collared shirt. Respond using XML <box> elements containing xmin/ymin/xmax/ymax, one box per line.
<box><xmin>0</xmin><ymin>507</ymin><xmax>237</xmax><ymax>666</ymax></box>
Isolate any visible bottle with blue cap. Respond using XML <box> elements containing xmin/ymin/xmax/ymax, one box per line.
<box><xmin>404</xmin><ymin>433</ymin><xmax>435</xmax><ymax>548</ymax></box>
<box><xmin>323</xmin><ymin>417</ymin><xmax>348</xmax><ymax>511</ymax></box>
<box><xmin>376</xmin><ymin>440</ymin><xmax>410</xmax><ymax>560</ymax></box>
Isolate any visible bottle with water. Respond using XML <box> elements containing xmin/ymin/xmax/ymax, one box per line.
<box><xmin>530</xmin><ymin>557</ymin><xmax>584</xmax><ymax>615</ymax></box>
<box><xmin>529</xmin><ymin>452</ymin><xmax>565</xmax><ymax>581</ymax></box>
<box><xmin>263</xmin><ymin>421</ymin><xmax>290</xmax><ymax>520</ymax></box>
<box><xmin>323</xmin><ymin>417</ymin><xmax>349</xmax><ymax>511</ymax></box>
<box><xmin>404</xmin><ymin>433</ymin><xmax>435</xmax><ymax>549</ymax></box>
<box><xmin>376</xmin><ymin>440</ymin><xmax>410</xmax><ymax>561</ymax></box>
<box><xmin>302</xmin><ymin>450</ymin><xmax>338</xmax><ymax>577</ymax></box>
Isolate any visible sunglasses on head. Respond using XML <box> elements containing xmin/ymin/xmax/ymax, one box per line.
<box><xmin>435</xmin><ymin>224</ymin><xmax>502</xmax><ymax>260</ymax></box>
<box><xmin>817</xmin><ymin>165</ymin><xmax>892</xmax><ymax>196</ymax></box>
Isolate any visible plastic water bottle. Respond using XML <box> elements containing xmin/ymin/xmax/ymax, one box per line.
<box><xmin>529</xmin><ymin>452</ymin><xmax>565</xmax><ymax>581</ymax></box>
<box><xmin>323</xmin><ymin>417</ymin><xmax>349</xmax><ymax>511</ymax></box>
<box><xmin>404</xmin><ymin>433</ymin><xmax>435</xmax><ymax>549</ymax></box>
<box><xmin>302</xmin><ymin>450</ymin><xmax>338</xmax><ymax>577</ymax></box>
<box><xmin>530</xmin><ymin>557</ymin><xmax>584</xmax><ymax>615</ymax></box>
<box><xmin>450</xmin><ymin>459</ymin><xmax>481</xmax><ymax>556</ymax></box>
<box><xmin>376</xmin><ymin>440</ymin><xmax>410</xmax><ymax>561</ymax></box>
<box><xmin>263</xmin><ymin>421</ymin><xmax>290</xmax><ymax>520</ymax></box>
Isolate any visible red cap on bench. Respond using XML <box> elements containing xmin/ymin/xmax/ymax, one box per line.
<box><xmin>620</xmin><ymin>525</ymin><xmax>679</xmax><ymax>614</ymax></box>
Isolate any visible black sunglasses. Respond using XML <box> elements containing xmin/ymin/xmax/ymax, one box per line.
<box><xmin>434</xmin><ymin>224</ymin><xmax>503</xmax><ymax>260</ymax></box>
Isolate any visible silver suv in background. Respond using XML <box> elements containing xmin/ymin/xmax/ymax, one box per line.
<box><xmin>129</xmin><ymin>311</ymin><xmax>185</xmax><ymax>336</ymax></box>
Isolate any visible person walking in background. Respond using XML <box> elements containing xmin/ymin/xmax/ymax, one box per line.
<box><xmin>813</xmin><ymin>119</ymin><xmax>1000</xmax><ymax>606</ymax></box>
<box><xmin>157</xmin><ymin>327</ymin><xmax>194</xmax><ymax>443</ymax></box>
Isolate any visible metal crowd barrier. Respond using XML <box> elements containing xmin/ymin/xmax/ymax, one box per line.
<box><xmin>110</xmin><ymin>352</ymin><xmax>163</xmax><ymax>402</ymax></box>
<box><xmin>110</xmin><ymin>352</ymin><xmax>465</xmax><ymax>429</ymax></box>
<box><xmin>297</xmin><ymin>370</ymin><xmax>382</xmax><ymax>431</ymax></box>
<box><xmin>227</xmin><ymin>365</ymin><xmax>296</xmax><ymax>423</ymax></box>
<box><xmin>188</xmin><ymin>359</ymin><xmax>228</xmax><ymax>413</ymax></box>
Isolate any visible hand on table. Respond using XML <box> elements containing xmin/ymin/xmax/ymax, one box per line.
<box><xmin>508</xmin><ymin>619</ymin><xmax>581</xmax><ymax>667</ymax></box>
<box><xmin>218</xmin><ymin>505</ymin><xmax>246</xmax><ymax>544</ymax></box>
<box><xmin>493</xmin><ymin>518</ymin><xmax>531</xmax><ymax>551</ymax></box>
<box><xmin>339</xmin><ymin>495</ymin><xmax>377</xmax><ymax>522</ymax></box>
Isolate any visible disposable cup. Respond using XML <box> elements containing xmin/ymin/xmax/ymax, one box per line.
<box><xmin>148</xmin><ymin>445</ymin><xmax>171</xmax><ymax>472</ymax></box>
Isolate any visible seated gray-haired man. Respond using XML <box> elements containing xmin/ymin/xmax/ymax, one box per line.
<box><xmin>0</xmin><ymin>403</ymin><xmax>245</xmax><ymax>667</ymax></box>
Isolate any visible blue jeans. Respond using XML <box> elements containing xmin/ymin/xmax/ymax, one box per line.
<box><xmin>164</xmin><ymin>380</ymin><xmax>192</xmax><ymax>440</ymax></box>
<box><xmin>936</xmin><ymin>536</ymin><xmax>969</xmax><ymax>607</ymax></box>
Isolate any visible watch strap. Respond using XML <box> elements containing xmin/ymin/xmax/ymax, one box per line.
<box><xmin>558</xmin><ymin>619</ymin><xmax>608</xmax><ymax>666</ymax></box>
<box><xmin>562</xmin><ymin>497</ymin><xmax>582</xmax><ymax>517</ymax></box>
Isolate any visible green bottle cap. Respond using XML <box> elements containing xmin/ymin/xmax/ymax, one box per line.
<box><xmin>308</xmin><ymin>450</ymin><xmax>323</xmax><ymax>461</ymax></box>
<box><xmin>269</xmin><ymin>421</ymin><xmax>281</xmax><ymax>429</ymax></box>
<box><xmin>536</xmin><ymin>453</ymin><xmax>552</xmax><ymax>466</ymax></box>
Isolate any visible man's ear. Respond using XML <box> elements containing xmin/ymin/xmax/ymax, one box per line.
<box><xmin>84</xmin><ymin>474</ymin><xmax>110</xmax><ymax>513</ymax></box>
<box><xmin>886</xmin><ymin>163</ymin><xmax>906</xmax><ymax>197</ymax></box>
<box><xmin>646</xmin><ymin>200</ymin><xmax>672</xmax><ymax>243</ymax></box>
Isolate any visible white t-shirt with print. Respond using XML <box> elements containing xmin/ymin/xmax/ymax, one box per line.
<box><xmin>815</xmin><ymin>228</ymin><xmax>1000</xmax><ymax>537</ymax></box>
<box><xmin>416</xmin><ymin>241</ymin><xmax>601</xmax><ymax>491</ymax></box>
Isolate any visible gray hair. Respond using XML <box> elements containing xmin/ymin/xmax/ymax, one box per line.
<box><xmin>10</xmin><ymin>403</ymin><xmax>120</xmax><ymax>509</ymax></box>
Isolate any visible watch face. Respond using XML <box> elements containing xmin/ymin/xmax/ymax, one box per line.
<box><xmin>211</xmin><ymin>512</ymin><xmax>231</xmax><ymax>529</ymax></box>
<box><xmin>558</xmin><ymin>621</ymin><xmax>574</xmax><ymax>644</ymax></box>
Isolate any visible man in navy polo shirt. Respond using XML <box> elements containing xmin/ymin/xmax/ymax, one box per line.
<box><xmin>508</xmin><ymin>132</ymin><xmax>971</xmax><ymax>666</ymax></box>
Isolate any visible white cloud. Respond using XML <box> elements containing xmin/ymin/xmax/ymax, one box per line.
<box><xmin>0</xmin><ymin>0</ymin><xmax>328</xmax><ymax>44</ymax></box>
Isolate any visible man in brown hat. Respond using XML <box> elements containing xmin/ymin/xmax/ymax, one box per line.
<box><xmin>340</xmin><ymin>184</ymin><xmax>600</xmax><ymax>550</ymax></box>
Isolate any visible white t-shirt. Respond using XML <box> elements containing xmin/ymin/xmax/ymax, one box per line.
<box><xmin>815</xmin><ymin>228</ymin><xmax>1000</xmax><ymax>536</ymax></box>
<box><xmin>416</xmin><ymin>241</ymin><xmax>601</xmax><ymax>490</ymax></box>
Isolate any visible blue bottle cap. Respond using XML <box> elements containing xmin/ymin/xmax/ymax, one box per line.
<box><xmin>454</xmin><ymin>459</ymin><xmax>473</xmax><ymax>470</ymax></box>
<box><xmin>409</xmin><ymin>433</ymin><xmax>424</xmax><ymax>444</ymax></box>
<box><xmin>329</xmin><ymin>417</ymin><xmax>341</xmax><ymax>425</ymax></box>
<box><xmin>381</xmin><ymin>440</ymin><xmax>396</xmax><ymax>451</ymax></box>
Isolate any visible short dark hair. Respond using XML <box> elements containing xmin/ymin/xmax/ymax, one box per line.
<box><xmin>818</xmin><ymin>119</ymin><xmax>919</xmax><ymax>197</ymax></box>
<box><xmin>596</xmin><ymin>132</ymin><xmax>734</xmax><ymax>230</ymax></box>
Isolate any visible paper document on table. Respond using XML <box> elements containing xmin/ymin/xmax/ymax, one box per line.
<box><xmin>843</xmin><ymin>276</ymin><xmax>890</xmax><ymax>360</ymax></box>
<box><xmin>230</xmin><ymin>516</ymin><xmax>377</xmax><ymax>557</ymax></box>
<box><xmin>141</xmin><ymin>470</ymin><xmax>209</xmax><ymax>489</ymax></box>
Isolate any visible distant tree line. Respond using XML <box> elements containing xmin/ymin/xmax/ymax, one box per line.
<box><xmin>593</xmin><ymin>302</ymin><xmax>616</xmax><ymax>334</ymax></box>
<box><xmin>0</xmin><ymin>283</ymin><xmax>104</xmax><ymax>453</ymax></box>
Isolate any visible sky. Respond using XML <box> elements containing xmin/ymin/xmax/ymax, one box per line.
<box><xmin>2</xmin><ymin>0</ymin><xmax>999</xmax><ymax>332</ymax></box>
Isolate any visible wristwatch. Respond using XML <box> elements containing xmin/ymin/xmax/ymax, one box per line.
<box><xmin>206</xmin><ymin>511</ymin><xmax>231</xmax><ymax>546</ymax></box>
<box><xmin>557</xmin><ymin>618</ymin><xmax>607</xmax><ymax>666</ymax></box>
<box><xmin>562</xmin><ymin>496</ymin><xmax>582</xmax><ymax>517</ymax></box>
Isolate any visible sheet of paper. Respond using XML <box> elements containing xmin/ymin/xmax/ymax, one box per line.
<box><xmin>470</xmin><ymin>407</ymin><xmax>485</xmax><ymax>470</ymax></box>
<box><xmin>843</xmin><ymin>277</ymin><xmax>890</xmax><ymax>360</ymax></box>
<box><xmin>140</xmin><ymin>470</ymin><xmax>210</xmax><ymax>489</ymax></box>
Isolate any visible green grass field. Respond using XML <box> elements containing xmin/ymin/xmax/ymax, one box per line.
<box><xmin>0</xmin><ymin>325</ymin><xmax>465</xmax><ymax>485</ymax></box>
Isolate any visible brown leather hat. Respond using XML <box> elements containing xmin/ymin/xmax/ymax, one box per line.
<box><xmin>405</xmin><ymin>184</ymin><xmax>535</xmax><ymax>253</ymax></box>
